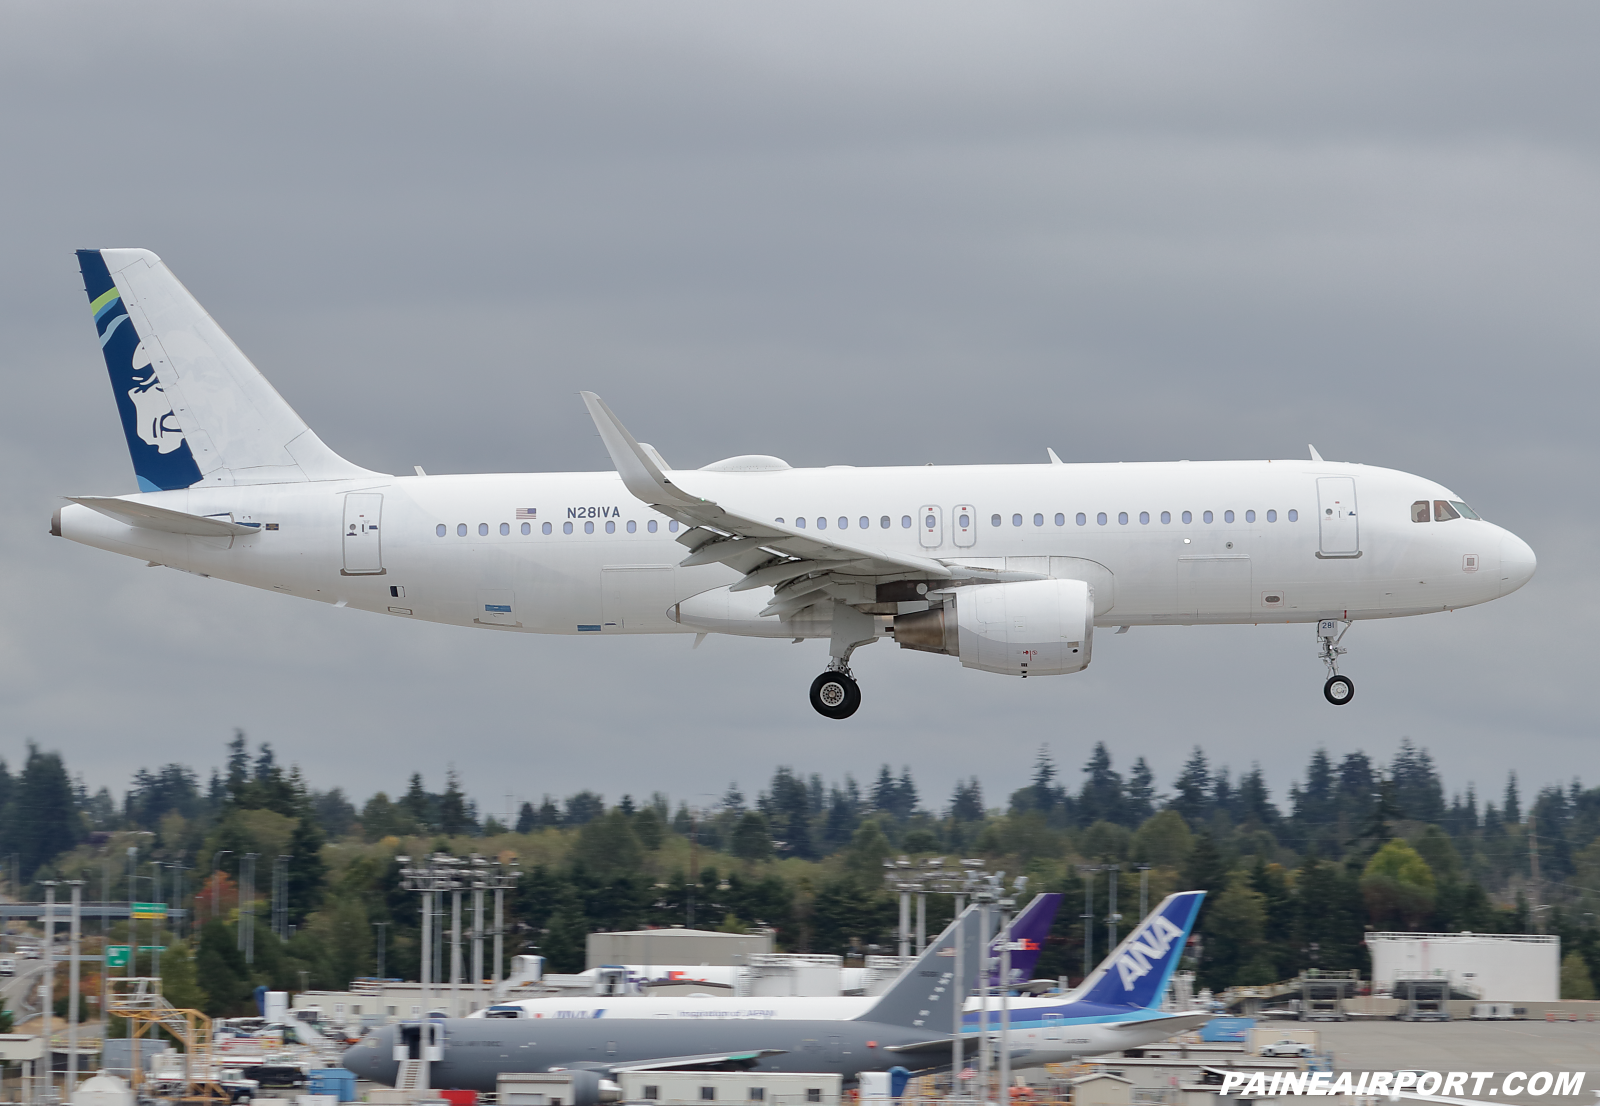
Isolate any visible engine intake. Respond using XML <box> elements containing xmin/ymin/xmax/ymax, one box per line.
<box><xmin>892</xmin><ymin>579</ymin><xmax>1094</xmax><ymax>676</ymax></box>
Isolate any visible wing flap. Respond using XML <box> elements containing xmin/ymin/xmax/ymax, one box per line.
<box><xmin>67</xmin><ymin>496</ymin><xmax>260</xmax><ymax>537</ymax></box>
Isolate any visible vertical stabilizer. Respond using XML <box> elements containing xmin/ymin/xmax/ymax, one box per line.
<box><xmin>1073</xmin><ymin>891</ymin><xmax>1204</xmax><ymax>1010</ymax></box>
<box><xmin>76</xmin><ymin>249</ymin><xmax>379</xmax><ymax>491</ymax></box>
<box><xmin>860</xmin><ymin>905</ymin><xmax>982</xmax><ymax>1031</ymax></box>
<box><xmin>989</xmin><ymin>893</ymin><xmax>1063</xmax><ymax>989</ymax></box>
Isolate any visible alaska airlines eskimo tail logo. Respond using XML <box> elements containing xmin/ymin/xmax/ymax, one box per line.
<box><xmin>1114</xmin><ymin>914</ymin><xmax>1186</xmax><ymax>991</ymax></box>
<box><xmin>77</xmin><ymin>251</ymin><xmax>202</xmax><ymax>492</ymax></box>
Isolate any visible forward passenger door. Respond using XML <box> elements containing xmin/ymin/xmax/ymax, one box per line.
<box><xmin>1317</xmin><ymin>477</ymin><xmax>1360</xmax><ymax>557</ymax></box>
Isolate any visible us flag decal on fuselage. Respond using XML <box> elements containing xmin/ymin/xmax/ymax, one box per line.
<box><xmin>516</xmin><ymin>508</ymin><xmax>537</xmax><ymax>519</ymax></box>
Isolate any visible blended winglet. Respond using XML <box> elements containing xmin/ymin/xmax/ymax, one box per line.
<box><xmin>579</xmin><ymin>392</ymin><xmax>700</xmax><ymax>509</ymax></box>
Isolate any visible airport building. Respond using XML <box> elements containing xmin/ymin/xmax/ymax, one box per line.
<box><xmin>1366</xmin><ymin>931</ymin><xmax>1560</xmax><ymax>1002</ymax></box>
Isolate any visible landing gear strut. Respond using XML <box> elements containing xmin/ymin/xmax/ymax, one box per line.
<box><xmin>809</xmin><ymin>666</ymin><xmax>861</xmax><ymax>720</ymax></box>
<box><xmin>1318</xmin><ymin>619</ymin><xmax>1354</xmax><ymax>705</ymax></box>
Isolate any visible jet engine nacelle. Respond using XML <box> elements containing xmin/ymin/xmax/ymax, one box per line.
<box><xmin>893</xmin><ymin>578</ymin><xmax>1093</xmax><ymax>676</ymax></box>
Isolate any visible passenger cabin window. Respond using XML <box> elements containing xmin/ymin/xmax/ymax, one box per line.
<box><xmin>816</xmin><ymin>517</ymin><xmax>827</xmax><ymax>529</ymax></box>
<box><xmin>880</xmin><ymin>516</ymin><xmax>891</xmax><ymax>528</ymax></box>
<box><xmin>1097</xmin><ymin>512</ymin><xmax>1108</xmax><ymax>526</ymax></box>
<box><xmin>1224</xmin><ymin>510</ymin><xmax>1235</xmax><ymax>523</ymax></box>
<box><xmin>584</xmin><ymin>521</ymin><xmax>594</xmax><ymax>534</ymax></box>
<box><xmin>901</xmin><ymin>515</ymin><xmax>912</xmax><ymax>528</ymax></box>
<box><xmin>1202</xmin><ymin>510</ymin><xmax>1213</xmax><ymax>524</ymax></box>
<box><xmin>457</xmin><ymin>524</ymin><xmax>468</xmax><ymax>536</ymax></box>
<box><xmin>522</xmin><ymin>522</ymin><xmax>532</xmax><ymax>534</ymax></box>
<box><xmin>1182</xmin><ymin>511</ymin><xmax>1192</xmax><ymax>524</ymax></box>
<box><xmin>479</xmin><ymin>523</ymin><xmax>489</xmax><ymax>536</ymax></box>
<box><xmin>1434</xmin><ymin>500</ymin><xmax>1461</xmax><ymax>522</ymax></box>
<box><xmin>1118</xmin><ymin>512</ymin><xmax>1128</xmax><ymax>525</ymax></box>
<box><xmin>436</xmin><ymin>524</ymin><xmax>446</xmax><ymax>537</ymax></box>
<box><xmin>605</xmin><ymin>520</ymin><xmax>616</xmax><ymax>534</ymax></box>
<box><xmin>838</xmin><ymin>517</ymin><xmax>848</xmax><ymax>529</ymax></box>
<box><xmin>1034</xmin><ymin>513</ymin><xmax>1044</xmax><ymax>526</ymax></box>
<box><xmin>1012</xmin><ymin>513</ymin><xmax>1023</xmax><ymax>526</ymax></box>
<box><xmin>1076</xmin><ymin>513</ymin><xmax>1086</xmax><ymax>526</ymax></box>
<box><xmin>543</xmin><ymin>522</ymin><xmax>553</xmax><ymax>534</ymax></box>
<box><xmin>796</xmin><ymin>517</ymin><xmax>806</xmax><ymax>529</ymax></box>
<box><xmin>1412</xmin><ymin>500</ymin><xmax>1431</xmax><ymax>523</ymax></box>
<box><xmin>627</xmin><ymin>520</ymin><xmax>637</xmax><ymax>533</ymax></box>
<box><xmin>959</xmin><ymin>513</ymin><xmax>971</xmax><ymax>527</ymax></box>
<box><xmin>500</xmin><ymin>523</ymin><xmax>510</xmax><ymax>536</ymax></box>
<box><xmin>1266</xmin><ymin>510</ymin><xmax>1277</xmax><ymax>522</ymax></box>
<box><xmin>1245</xmin><ymin>510</ymin><xmax>1255</xmax><ymax>522</ymax></box>
<box><xmin>648</xmin><ymin>520</ymin><xmax>658</xmax><ymax>533</ymax></box>
<box><xmin>563</xmin><ymin>522</ymin><xmax>573</xmax><ymax>534</ymax></box>
<box><xmin>1287</xmin><ymin>509</ymin><xmax>1298</xmax><ymax>521</ymax></box>
<box><xmin>1139</xmin><ymin>512</ymin><xmax>1149</xmax><ymax>524</ymax></box>
<box><xmin>1160</xmin><ymin>511</ymin><xmax>1171</xmax><ymax>524</ymax></box>
<box><xmin>1055</xmin><ymin>513</ymin><xmax>1065</xmax><ymax>526</ymax></box>
<box><xmin>991</xmin><ymin>514</ymin><xmax>1002</xmax><ymax>527</ymax></box>
<box><xmin>859</xmin><ymin>516</ymin><xmax>869</xmax><ymax>529</ymax></box>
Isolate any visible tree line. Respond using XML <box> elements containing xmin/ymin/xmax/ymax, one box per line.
<box><xmin>8</xmin><ymin>731</ymin><xmax>1600</xmax><ymax>1018</ymax></box>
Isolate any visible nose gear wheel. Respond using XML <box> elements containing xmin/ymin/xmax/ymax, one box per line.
<box><xmin>1317</xmin><ymin>619</ymin><xmax>1354</xmax><ymax>706</ymax></box>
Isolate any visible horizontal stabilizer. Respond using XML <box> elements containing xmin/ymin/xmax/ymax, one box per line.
<box><xmin>67</xmin><ymin>496</ymin><xmax>261</xmax><ymax>537</ymax></box>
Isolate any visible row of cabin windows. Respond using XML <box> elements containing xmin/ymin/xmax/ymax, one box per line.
<box><xmin>437</xmin><ymin>520</ymin><xmax>684</xmax><ymax>537</ymax></box>
<box><xmin>964</xmin><ymin>509</ymin><xmax>1298</xmax><ymax>527</ymax></box>
<box><xmin>1412</xmin><ymin>499</ymin><xmax>1481</xmax><ymax>523</ymax></box>
<box><xmin>638</xmin><ymin>1089</ymin><xmax>822</xmax><ymax>1104</ymax></box>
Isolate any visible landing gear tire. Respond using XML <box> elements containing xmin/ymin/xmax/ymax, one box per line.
<box><xmin>1323</xmin><ymin>674</ymin><xmax>1355</xmax><ymax>706</ymax></box>
<box><xmin>809</xmin><ymin>670</ymin><xmax>861</xmax><ymax>719</ymax></box>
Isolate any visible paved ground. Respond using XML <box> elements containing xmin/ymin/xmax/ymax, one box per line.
<box><xmin>1315</xmin><ymin>1020</ymin><xmax>1600</xmax><ymax>1105</ymax></box>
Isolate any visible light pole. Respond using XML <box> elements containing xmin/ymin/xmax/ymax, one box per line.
<box><xmin>373</xmin><ymin>922</ymin><xmax>389</xmax><ymax>980</ymax></box>
<box><xmin>1105</xmin><ymin>864</ymin><xmax>1121</xmax><ymax>959</ymax></box>
<box><xmin>400</xmin><ymin>855</ymin><xmax>463</xmax><ymax>1015</ymax></box>
<box><xmin>1077</xmin><ymin>866</ymin><xmax>1100</xmax><ymax>982</ymax></box>
<box><xmin>66</xmin><ymin>880</ymin><xmax>83</xmax><ymax>1098</ymax></box>
<box><xmin>1137</xmin><ymin>865</ymin><xmax>1151</xmax><ymax>921</ymax></box>
<box><xmin>999</xmin><ymin>875</ymin><xmax>1027</xmax><ymax>1106</ymax></box>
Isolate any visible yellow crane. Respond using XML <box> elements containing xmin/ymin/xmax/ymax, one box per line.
<box><xmin>105</xmin><ymin>977</ymin><xmax>229</xmax><ymax>1102</ymax></box>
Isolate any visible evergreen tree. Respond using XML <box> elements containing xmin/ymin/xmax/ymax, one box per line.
<box><xmin>1181</xmin><ymin>832</ymin><xmax>1227</xmax><ymax>893</ymax></box>
<box><xmin>731</xmin><ymin>812</ymin><xmax>773</xmax><ymax>862</ymax></box>
<box><xmin>400</xmin><ymin>774</ymin><xmax>432</xmax><ymax>828</ymax></box>
<box><xmin>1079</xmin><ymin>743</ymin><xmax>1127</xmax><ymax>827</ymax></box>
<box><xmin>537</xmin><ymin>797</ymin><xmax>562</xmax><ymax>827</ymax></box>
<box><xmin>720</xmin><ymin>783</ymin><xmax>746</xmax><ymax>815</ymax></box>
<box><xmin>515</xmin><ymin>801</ymin><xmax>537</xmax><ymax>834</ymax></box>
<box><xmin>564</xmin><ymin>791</ymin><xmax>605</xmax><ymax>827</ymax></box>
<box><xmin>1390</xmin><ymin>740</ymin><xmax>1446</xmax><ymax>824</ymax></box>
<box><xmin>949</xmin><ymin>778</ymin><xmax>984</xmax><ymax>822</ymax></box>
<box><xmin>439</xmin><ymin>771</ymin><xmax>475</xmax><ymax>835</ymax></box>
<box><xmin>194</xmin><ymin>919</ymin><xmax>250</xmax><ymax>1016</ymax></box>
<box><xmin>761</xmin><ymin>768</ymin><xmax>815</xmax><ymax>859</ymax></box>
<box><xmin>1505</xmin><ymin>772</ymin><xmax>1522</xmax><ymax>823</ymax></box>
<box><xmin>1170</xmin><ymin>748</ymin><xmax>1212</xmax><ymax>827</ymax></box>
<box><xmin>1236</xmin><ymin>766</ymin><xmax>1280</xmax><ymax>830</ymax></box>
<box><xmin>1126</xmin><ymin>758</ymin><xmax>1156</xmax><ymax>825</ymax></box>
<box><xmin>286</xmin><ymin>815</ymin><xmax>328</xmax><ymax>924</ymax></box>
<box><xmin>11</xmin><ymin>744</ymin><xmax>84</xmax><ymax>881</ymax></box>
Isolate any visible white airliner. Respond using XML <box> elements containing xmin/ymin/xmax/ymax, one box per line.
<box><xmin>56</xmin><ymin>249</ymin><xmax>1536</xmax><ymax>717</ymax></box>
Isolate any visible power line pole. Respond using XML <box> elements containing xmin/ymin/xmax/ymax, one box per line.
<box><xmin>1078</xmin><ymin>866</ymin><xmax>1099</xmax><ymax>981</ymax></box>
<box><xmin>373</xmin><ymin>922</ymin><xmax>389</xmax><ymax>980</ymax></box>
<box><xmin>66</xmin><ymin>880</ymin><xmax>83</xmax><ymax>1098</ymax></box>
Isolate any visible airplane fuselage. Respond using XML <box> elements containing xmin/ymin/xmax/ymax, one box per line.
<box><xmin>57</xmin><ymin>458</ymin><xmax>1534</xmax><ymax>639</ymax></box>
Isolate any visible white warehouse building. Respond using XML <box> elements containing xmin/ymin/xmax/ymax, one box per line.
<box><xmin>1367</xmin><ymin>932</ymin><xmax>1560</xmax><ymax>1002</ymax></box>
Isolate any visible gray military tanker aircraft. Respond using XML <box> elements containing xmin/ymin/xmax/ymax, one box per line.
<box><xmin>342</xmin><ymin>894</ymin><xmax>1209</xmax><ymax>1099</ymax></box>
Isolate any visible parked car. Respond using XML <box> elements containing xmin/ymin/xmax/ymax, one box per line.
<box><xmin>0</xmin><ymin>958</ymin><xmax>14</xmax><ymax>976</ymax></box>
<box><xmin>1259</xmin><ymin>1039</ymin><xmax>1315</xmax><ymax>1058</ymax></box>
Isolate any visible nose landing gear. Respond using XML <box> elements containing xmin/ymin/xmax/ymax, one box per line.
<box><xmin>1318</xmin><ymin>619</ymin><xmax>1354</xmax><ymax>705</ymax></box>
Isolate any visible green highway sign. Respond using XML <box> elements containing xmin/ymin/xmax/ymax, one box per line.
<box><xmin>104</xmin><ymin>946</ymin><xmax>129</xmax><ymax>968</ymax></box>
<box><xmin>131</xmin><ymin>902</ymin><xmax>167</xmax><ymax>920</ymax></box>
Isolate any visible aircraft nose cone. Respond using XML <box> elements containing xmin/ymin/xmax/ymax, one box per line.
<box><xmin>1500</xmin><ymin>532</ymin><xmax>1536</xmax><ymax>596</ymax></box>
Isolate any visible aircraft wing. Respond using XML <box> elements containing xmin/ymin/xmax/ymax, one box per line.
<box><xmin>581</xmin><ymin>393</ymin><xmax>1044</xmax><ymax>618</ymax></box>
<box><xmin>605</xmin><ymin>1049</ymin><xmax>786</xmax><ymax>1073</ymax></box>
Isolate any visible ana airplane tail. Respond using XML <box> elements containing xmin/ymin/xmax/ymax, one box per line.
<box><xmin>1073</xmin><ymin>890</ymin><xmax>1204</xmax><ymax>1010</ymax></box>
<box><xmin>75</xmin><ymin>249</ymin><xmax>376</xmax><ymax>492</ymax></box>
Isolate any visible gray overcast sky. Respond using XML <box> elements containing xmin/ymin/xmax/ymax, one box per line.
<box><xmin>2</xmin><ymin>3</ymin><xmax>1595</xmax><ymax>821</ymax></box>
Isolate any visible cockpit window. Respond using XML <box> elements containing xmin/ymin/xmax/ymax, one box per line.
<box><xmin>1433</xmin><ymin>500</ymin><xmax>1461</xmax><ymax>522</ymax></box>
<box><xmin>1411</xmin><ymin>500</ymin><xmax>1430</xmax><ymax>523</ymax></box>
<box><xmin>1451</xmin><ymin>500</ymin><xmax>1481</xmax><ymax>520</ymax></box>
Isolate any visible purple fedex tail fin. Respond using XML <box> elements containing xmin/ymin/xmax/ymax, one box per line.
<box><xmin>989</xmin><ymin>892</ymin><xmax>1062</xmax><ymax>989</ymax></box>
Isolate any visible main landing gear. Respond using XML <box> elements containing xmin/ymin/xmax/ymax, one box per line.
<box><xmin>1318</xmin><ymin>619</ymin><xmax>1355</xmax><ymax>705</ymax></box>
<box><xmin>809</xmin><ymin>666</ymin><xmax>861</xmax><ymax>720</ymax></box>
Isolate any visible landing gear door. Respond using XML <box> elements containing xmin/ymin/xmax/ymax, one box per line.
<box><xmin>918</xmin><ymin>505</ymin><xmax>942</xmax><ymax>549</ymax></box>
<box><xmin>342</xmin><ymin>493</ymin><xmax>385</xmax><ymax>575</ymax></box>
<box><xmin>1316</xmin><ymin>478</ymin><xmax>1360</xmax><ymax>557</ymax></box>
<box><xmin>952</xmin><ymin>505</ymin><xmax>976</xmax><ymax>548</ymax></box>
